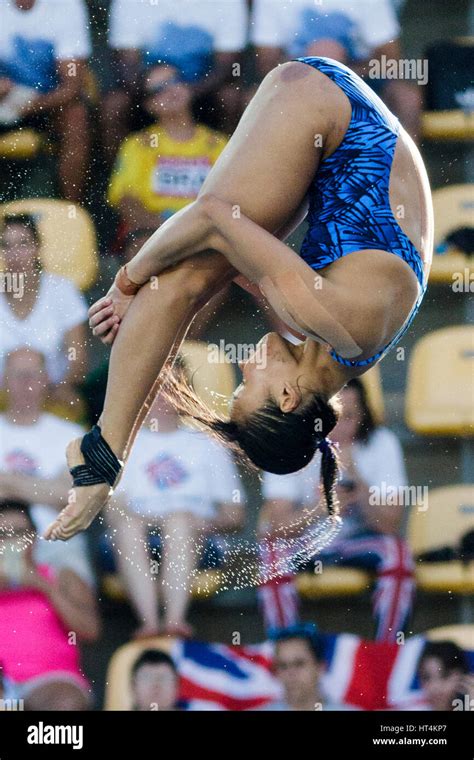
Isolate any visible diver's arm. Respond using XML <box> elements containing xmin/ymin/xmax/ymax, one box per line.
<box><xmin>196</xmin><ymin>195</ymin><xmax>363</xmax><ymax>359</ymax></box>
<box><xmin>124</xmin><ymin>194</ymin><xmax>360</xmax><ymax>358</ymax></box>
<box><xmin>124</xmin><ymin>191</ymin><xmax>308</xmax><ymax>287</ymax></box>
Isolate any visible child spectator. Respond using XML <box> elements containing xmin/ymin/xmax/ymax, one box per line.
<box><xmin>418</xmin><ymin>641</ymin><xmax>474</xmax><ymax>711</ymax></box>
<box><xmin>0</xmin><ymin>214</ymin><xmax>88</xmax><ymax>417</ymax></box>
<box><xmin>0</xmin><ymin>498</ymin><xmax>100</xmax><ymax>710</ymax></box>
<box><xmin>107</xmin><ymin>64</ymin><xmax>228</xmax><ymax>236</ymax></box>
<box><xmin>259</xmin><ymin>379</ymin><xmax>415</xmax><ymax>642</ymax></box>
<box><xmin>0</xmin><ymin>347</ymin><xmax>94</xmax><ymax>586</ymax></box>
<box><xmin>130</xmin><ymin>649</ymin><xmax>180</xmax><ymax>711</ymax></box>
<box><xmin>108</xmin><ymin>391</ymin><xmax>245</xmax><ymax>639</ymax></box>
<box><xmin>0</xmin><ymin>0</ymin><xmax>92</xmax><ymax>200</ymax></box>
<box><xmin>102</xmin><ymin>0</ymin><xmax>247</xmax><ymax>160</ymax></box>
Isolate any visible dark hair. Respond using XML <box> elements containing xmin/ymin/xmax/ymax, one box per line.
<box><xmin>271</xmin><ymin>623</ymin><xmax>324</xmax><ymax>662</ymax></box>
<box><xmin>344</xmin><ymin>378</ymin><xmax>377</xmax><ymax>444</ymax></box>
<box><xmin>0</xmin><ymin>499</ymin><xmax>36</xmax><ymax>532</ymax></box>
<box><xmin>2</xmin><ymin>213</ymin><xmax>41</xmax><ymax>248</ymax></box>
<box><xmin>163</xmin><ymin>367</ymin><xmax>340</xmax><ymax>517</ymax></box>
<box><xmin>132</xmin><ymin>649</ymin><xmax>178</xmax><ymax>679</ymax></box>
<box><xmin>419</xmin><ymin>641</ymin><xmax>469</xmax><ymax>676</ymax></box>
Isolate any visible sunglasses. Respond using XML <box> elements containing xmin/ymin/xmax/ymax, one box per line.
<box><xmin>145</xmin><ymin>77</ymin><xmax>183</xmax><ymax>97</ymax></box>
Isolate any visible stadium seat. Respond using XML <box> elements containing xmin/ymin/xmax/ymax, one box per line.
<box><xmin>360</xmin><ymin>364</ymin><xmax>385</xmax><ymax>425</ymax></box>
<box><xmin>408</xmin><ymin>484</ymin><xmax>474</xmax><ymax>598</ymax></box>
<box><xmin>0</xmin><ymin>128</ymin><xmax>43</xmax><ymax>159</ymax></box>
<box><xmin>104</xmin><ymin>636</ymin><xmax>176</xmax><ymax>711</ymax></box>
<box><xmin>296</xmin><ymin>567</ymin><xmax>371</xmax><ymax>598</ymax></box>
<box><xmin>405</xmin><ymin>326</ymin><xmax>474</xmax><ymax>436</ymax></box>
<box><xmin>430</xmin><ymin>184</ymin><xmax>474</xmax><ymax>284</ymax></box>
<box><xmin>422</xmin><ymin>110</ymin><xmax>474</xmax><ymax>142</ymax></box>
<box><xmin>423</xmin><ymin>38</ymin><xmax>474</xmax><ymax>142</ymax></box>
<box><xmin>102</xmin><ymin>569</ymin><xmax>223</xmax><ymax>602</ymax></box>
<box><xmin>425</xmin><ymin>624</ymin><xmax>474</xmax><ymax>650</ymax></box>
<box><xmin>0</xmin><ymin>198</ymin><xmax>98</xmax><ymax>290</ymax></box>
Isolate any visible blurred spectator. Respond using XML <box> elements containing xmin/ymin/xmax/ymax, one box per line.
<box><xmin>131</xmin><ymin>649</ymin><xmax>180</xmax><ymax>711</ymax></box>
<box><xmin>0</xmin><ymin>498</ymin><xmax>100</xmax><ymax>710</ymax></box>
<box><xmin>0</xmin><ymin>0</ymin><xmax>92</xmax><ymax>201</ymax></box>
<box><xmin>102</xmin><ymin>0</ymin><xmax>247</xmax><ymax>161</ymax></box>
<box><xmin>250</xmin><ymin>0</ymin><xmax>422</xmax><ymax>142</ymax></box>
<box><xmin>261</xmin><ymin>623</ymin><xmax>358</xmax><ymax>710</ymax></box>
<box><xmin>260</xmin><ymin>378</ymin><xmax>414</xmax><ymax>642</ymax></box>
<box><xmin>0</xmin><ymin>347</ymin><xmax>95</xmax><ymax>585</ymax></box>
<box><xmin>107</xmin><ymin>63</ymin><xmax>228</xmax><ymax>236</ymax></box>
<box><xmin>418</xmin><ymin>642</ymin><xmax>474</xmax><ymax>712</ymax></box>
<box><xmin>108</xmin><ymin>392</ymin><xmax>245</xmax><ymax>639</ymax></box>
<box><xmin>0</xmin><ymin>214</ymin><xmax>88</xmax><ymax>414</ymax></box>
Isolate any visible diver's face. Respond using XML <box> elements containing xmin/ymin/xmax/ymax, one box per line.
<box><xmin>230</xmin><ymin>333</ymin><xmax>302</xmax><ymax>421</ymax></box>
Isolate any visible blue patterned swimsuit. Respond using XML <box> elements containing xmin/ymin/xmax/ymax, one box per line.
<box><xmin>294</xmin><ymin>57</ymin><xmax>426</xmax><ymax>367</ymax></box>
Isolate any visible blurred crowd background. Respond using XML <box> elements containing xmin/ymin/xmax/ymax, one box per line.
<box><xmin>0</xmin><ymin>0</ymin><xmax>473</xmax><ymax>712</ymax></box>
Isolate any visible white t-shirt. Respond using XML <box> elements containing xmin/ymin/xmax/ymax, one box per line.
<box><xmin>117</xmin><ymin>426</ymin><xmax>244</xmax><ymax>518</ymax></box>
<box><xmin>0</xmin><ymin>413</ymin><xmax>94</xmax><ymax>584</ymax></box>
<box><xmin>0</xmin><ymin>0</ymin><xmax>92</xmax><ymax>90</ymax></box>
<box><xmin>263</xmin><ymin>427</ymin><xmax>407</xmax><ymax>535</ymax></box>
<box><xmin>250</xmin><ymin>0</ymin><xmax>400</xmax><ymax>60</ymax></box>
<box><xmin>0</xmin><ymin>272</ymin><xmax>88</xmax><ymax>384</ymax></box>
<box><xmin>109</xmin><ymin>0</ymin><xmax>248</xmax><ymax>80</ymax></box>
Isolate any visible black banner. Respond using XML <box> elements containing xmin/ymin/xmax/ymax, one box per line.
<box><xmin>0</xmin><ymin>710</ymin><xmax>472</xmax><ymax>757</ymax></box>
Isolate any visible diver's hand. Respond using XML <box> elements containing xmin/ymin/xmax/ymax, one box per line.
<box><xmin>88</xmin><ymin>284</ymin><xmax>134</xmax><ymax>346</ymax></box>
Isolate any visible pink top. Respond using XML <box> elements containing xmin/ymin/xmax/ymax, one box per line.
<box><xmin>0</xmin><ymin>564</ymin><xmax>87</xmax><ymax>684</ymax></box>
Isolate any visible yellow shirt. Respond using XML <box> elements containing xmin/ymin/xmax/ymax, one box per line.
<box><xmin>107</xmin><ymin>124</ymin><xmax>227</xmax><ymax>215</ymax></box>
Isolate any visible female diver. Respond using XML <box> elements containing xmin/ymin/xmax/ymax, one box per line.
<box><xmin>45</xmin><ymin>57</ymin><xmax>432</xmax><ymax>542</ymax></box>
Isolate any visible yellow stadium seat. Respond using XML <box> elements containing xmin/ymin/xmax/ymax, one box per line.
<box><xmin>296</xmin><ymin>567</ymin><xmax>371</xmax><ymax>599</ymax></box>
<box><xmin>422</xmin><ymin>110</ymin><xmax>474</xmax><ymax>142</ymax></box>
<box><xmin>102</xmin><ymin>569</ymin><xmax>223</xmax><ymax>602</ymax></box>
<box><xmin>415</xmin><ymin>562</ymin><xmax>474</xmax><ymax>594</ymax></box>
<box><xmin>405</xmin><ymin>326</ymin><xmax>474</xmax><ymax>436</ymax></box>
<box><xmin>0</xmin><ymin>198</ymin><xmax>98</xmax><ymax>290</ymax></box>
<box><xmin>360</xmin><ymin>364</ymin><xmax>385</xmax><ymax>425</ymax></box>
<box><xmin>430</xmin><ymin>184</ymin><xmax>473</xmax><ymax>284</ymax></box>
<box><xmin>104</xmin><ymin>636</ymin><xmax>177</xmax><ymax>711</ymax></box>
<box><xmin>191</xmin><ymin>569</ymin><xmax>223</xmax><ymax>598</ymax></box>
<box><xmin>408</xmin><ymin>484</ymin><xmax>474</xmax><ymax>594</ymax></box>
<box><xmin>425</xmin><ymin>624</ymin><xmax>474</xmax><ymax>650</ymax></box>
<box><xmin>178</xmin><ymin>339</ymin><xmax>237</xmax><ymax>418</ymax></box>
<box><xmin>0</xmin><ymin>128</ymin><xmax>43</xmax><ymax>159</ymax></box>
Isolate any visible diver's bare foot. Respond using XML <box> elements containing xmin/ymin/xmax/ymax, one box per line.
<box><xmin>43</xmin><ymin>438</ymin><xmax>113</xmax><ymax>542</ymax></box>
